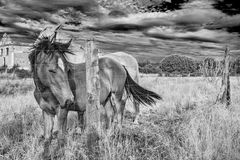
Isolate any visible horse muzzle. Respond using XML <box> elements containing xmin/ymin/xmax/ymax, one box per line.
<box><xmin>60</xmin><ymin>99</ymin><xmax>74</xmax><ymax>109</ymax></box>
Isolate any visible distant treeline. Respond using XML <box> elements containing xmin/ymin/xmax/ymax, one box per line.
<box><xmin>139</xmin><ymin>55</ymin><xmax>240</xmax><ymax>77</ymax></box>
<box><xmin>2</xmin><ymin>55</ymin><xmax>240</xmax><ymax>78</ymax></box>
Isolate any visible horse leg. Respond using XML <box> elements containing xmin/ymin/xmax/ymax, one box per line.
<box><xmin>55</xmin><ymin>108</ymin><xmax>68</xmax><ymax>153</ymax></box>
<box><xmin>133</xmin><ymin>100</ymin><xmax>140</xmax><ymax>124</ymax></box>
<box><xmin>42</xmin><ymin>111</ymin><xmax>54</xmax><ymax>159</ymax></box>
<box><xmin>104</xmin><ymin>100</ymin><xmax>114</xmax><ymax>131</ymax></box>
<box><xmin>77</xmin><ymin>111</ymin><xmax>85</xmax><ymax>132</ymax></box>
<box><xmin>109</xmin><ymin>93</ymin><xmax>118</xmax><ymax>128</ymax></box>
<box><xmin>110</xmin><ymin>92</ymin><xmax>123</xmax><ymax>130</ymax></box>
<box><xmin>120</xmin><ymin>98</ymin><xmax>127</xmax><ymax>123</ymax></box>
<box><xmin>120</xmin><ymin>89</ymin><xmax>128</xmax><ymax>123</ymax></box>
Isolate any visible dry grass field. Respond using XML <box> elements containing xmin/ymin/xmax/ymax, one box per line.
<box><xmin>1</xmin><ymin>75</ymin><xmax>240</xmax><ymax>160</ymax></box>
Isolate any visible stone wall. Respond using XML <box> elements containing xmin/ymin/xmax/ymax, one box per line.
<box><xmin>13</xmin><ymin>45</ymin><xmax>31</xmax><ymax>69</ymax></box>
<box><xmin>0</xmin><ymin>44</ymin><xmax>14</xmax><ymax>68</ymax></box>
<box><xmin>0</xmin><ymin>45</ymin><xmax>31</xmax><ymax>69</ymax></box>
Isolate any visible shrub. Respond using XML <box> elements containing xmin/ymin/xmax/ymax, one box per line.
<box><xmin>0</xmin><ymin>65</ymin><xmax>7</xmax><ymax>73</ymax></box>
<box><xmin>160</xmin><ymin>55</ymin><xmax>198</xmax><ymax>75</ymax></box>
<box><xmin>139</xmin><ymin>61</ymin><xmax>161</xmax><ymax>74</ymax></box>
<box><xmin>0</xmin><ymin>65</ymin><xmax>32</xmax><ymax>79</ymax></box>
<box><xmin>7</xmin><ymin>64</ymin><xmax>20</xmax><ymax>73</ymax></box>
<box><xmin>200</xmin><ymin>57</ymin><xmax>224</xmax><ymax>78</ymax></box>
<box><xmin>14</xmin><ymin>69</ymin><xmax>32</xmax><ymax>79</ymax></box>
<box><xmin>231</xmin><ymin>56</ymin><xmax>240</xmax><ymax>75</ymax></box>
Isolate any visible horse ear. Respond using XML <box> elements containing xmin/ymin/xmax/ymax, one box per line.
<box><xmin>55</xmin><ymin>24</ymin><xmax>62</xmax><ymax>31</ymax></box>
<box><xmin>64</xmin><ymin>39</ymin><xmax>72</xmax><ymax>49</ymax></box>
<box><xmin>33</xmin><ymin>27</ymin><xmax>48</xmax><ymax>45</ymax></box>
<box><xmin>50</xmin><ymin>24</ymin><xmax>63</xmax><ymax>43</ymax></box>
<box><xmin>40</xmin><ymin>27</ymin><xmax>48</xmax><ymax>36</ymax></box>
<box><xmin>50</xmin><ymin>31</ymin><xmax>57</xmax><ymax>44</ymax></box>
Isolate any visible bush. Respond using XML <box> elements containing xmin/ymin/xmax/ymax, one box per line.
<box><xmin>200</xmin><ymin>57</ymin><xmax>226</xmax><ymax>78</ymax></box>
<box><xmin>0</xmin><ymin>65</ymin><xmax>32</xmax><ymax>79</ymax></box>
<box><xmin>0</xmin><ymin>65</ymin><xmax>7</xmax><ymax>73</ymax></box>
<box><xmin>139</xmin><ymin>61</ymin><xmax>161</xmax><ymax>74</ymax></box>
<box><xmin>231</xmin><ymin>56</ymin><xmax>240</xmax><ymax>75</ymax></box>
<box><xmin>7</xmin><ymin>64</ymin><xmax>20</xmax><ymax>73</ymax></box>
<box><xmin>160</xmin><ymin>55</ymin><xmax>198</xmax><ymax>75</ymax></box>
<box><xmin>14</xmin><ymin>69</ymin><xmax>32</xmax><ymax>79</ymax></box>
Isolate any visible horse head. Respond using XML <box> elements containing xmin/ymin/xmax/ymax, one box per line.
<box><xmin>29</xmin><ymin>26</ymin><xmax>74</xmax><ymax>109</ymax></box>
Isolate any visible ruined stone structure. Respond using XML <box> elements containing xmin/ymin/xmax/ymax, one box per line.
<box><xmin>0</xmin><ymin>33</ymin><xmax>32</xmax><ymax>69</ymax></box>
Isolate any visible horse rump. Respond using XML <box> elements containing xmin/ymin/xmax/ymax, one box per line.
<box><xmin>123</xmin><ymin>66</ymin><xmax>162</xmax><ymax>106</ymax></box>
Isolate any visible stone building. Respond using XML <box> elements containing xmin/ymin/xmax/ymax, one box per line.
<box><xmin>0</xmin><ymin>33</ymin><xmax>32</xmax><ymax>69</ymax></box>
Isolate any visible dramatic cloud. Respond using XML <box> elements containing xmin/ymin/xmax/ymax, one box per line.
<box><xmin>88</xmin><ymin>0</ymin><xmax>240</xmax><ymax>45</ymax></box>
<box><xmin>144</xmin><ymin>28</ymin><xmax>230</xmax><ymax>43</ymax></box>
<box><xmin>89</xmin><ymin>13</ymin><xmax>174</xmax><ymax>31</ymax></box>
<box><xmin>0</xmin><ymin>0</ymin><xmax>99</xmax><ymax>35</ymax></box>
<box><xmin>0</xmin><ymin>0</ymin><xmax>240</xmax><ymax>47</ymax></box>
<box><xmin>1</xmin><ymin>0</ymin><xmax>98</xmax><ymax>15</ymax></box>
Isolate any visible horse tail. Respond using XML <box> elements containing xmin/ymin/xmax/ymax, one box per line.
<box><xmin>123</xmin><ymin>66</ymin><xmax>162</xmax><ymax>106</ymax></box>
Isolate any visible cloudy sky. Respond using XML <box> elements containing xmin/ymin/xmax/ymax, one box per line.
<box><xmin>0</xmin><ymin>0</ymin><xmax>240</xmax><ymax>53</ymax></box>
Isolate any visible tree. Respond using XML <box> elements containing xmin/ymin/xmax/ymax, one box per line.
<box><xmin>201</xmin><ymin>57</ymin><xmax>222</xmax><ymax>77</ymax></box>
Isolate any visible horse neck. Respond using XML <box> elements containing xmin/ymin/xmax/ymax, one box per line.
<box><xmin>60</xmin><ymin>55</ymin><xmax>86</xmax><ymax>72</ymax></box>
<box><xmin>33</xmin><ymin>53</ymin><xmax>53</xmax><ymax>92</ymax></box>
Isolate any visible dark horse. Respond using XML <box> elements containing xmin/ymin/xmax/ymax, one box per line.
<box><xmin>29</xmin><ymin>30</ymin><xmax>75</xmax><ymax>159</ymax></box>
<box><xmin>44</xmin><ymin>30</ymin><xmax>162</xmax><ymax>130</ymax></box>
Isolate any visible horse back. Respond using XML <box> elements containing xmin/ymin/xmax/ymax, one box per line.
<box><xmin>99</xmin><ymin>57</ymin><xmax>127</xmax><ymax>90</ymax></box>
<box><xmin>102</xmin><ymin>52</ymin><xmax>139</xmax><ymax>82</ymax></box>
<box><xmin>67</xmin><ymin>57</ymin><xmax>127</xmax><ymax>111</ymax></box>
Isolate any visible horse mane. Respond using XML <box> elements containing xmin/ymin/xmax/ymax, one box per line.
<box><xmin>28</xmin><ymin>36</ymin><xmax>73</xmax><ymax>72</ymax></box>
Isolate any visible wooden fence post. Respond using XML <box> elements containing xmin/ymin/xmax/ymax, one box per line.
<box><xmin>85</xmin><ymin>39</ymin><xmax>101</xmax><ymax>158</ymax></box>
<box><xmin>216</xmin><ymin>46</ymin><xmax>231</xmax><ymax>107</ymax></box>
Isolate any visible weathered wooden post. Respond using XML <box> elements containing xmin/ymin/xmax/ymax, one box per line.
<box><xmin>85</xmin><ymin>39</ymin><xmax>101</xmax><ymax>158</ymax></box>
<box><xmin>216</xmin><ymin>46</ymin><xmax>231</xmax><ymax>107</ymax></box>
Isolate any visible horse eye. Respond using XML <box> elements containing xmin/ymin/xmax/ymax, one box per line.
<box><xmin>49</xmin><ymin>69</ymin><xmax>57</xmax><ymax>73</ymax></box>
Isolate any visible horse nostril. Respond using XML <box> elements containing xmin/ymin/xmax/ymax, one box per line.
<box><xmin>49</xmin><ymin>69</ymin><xmax>57</xmax><ymax>73</ymax></box>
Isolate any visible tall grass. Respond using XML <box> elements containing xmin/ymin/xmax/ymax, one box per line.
<box><xmin>1</xmin><ymin>77</ymin><xmax>240</xmax><ymax>159</ymax></box>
